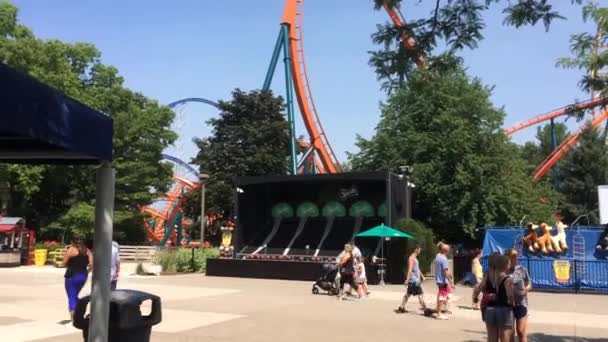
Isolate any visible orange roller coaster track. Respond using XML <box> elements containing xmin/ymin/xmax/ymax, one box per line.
<box><xmin>504</xmin><ymin>97</ymin><xmax>608</xmax><ymax>136</ymax></box>
<box><xmin>381</xmin><ymin>2</ymin><xmax>426</xmax><ymax>68</ymax></box>
<box><xmin>380</xmin><ymin>1</ymin><xmax>607</xmax><ymax>182</ymax></box>
<box><xmin>281</xmin><ymin>0</ymin><xmax>340</xmax><ymax>173</ymax></box>
<box><xmin>265</xmin><ymin>1</ymin><xmax>424</xmax><ymax>175</ymax></box>
<box><xmin>504</xmin><ymin>97</ymin><xmax>608</xmax><ymax>181</ymax></box>
<box><xmin>533</xmin><ymin>109</ymin><xmax>608</xmax><ymax>181</ymax></box>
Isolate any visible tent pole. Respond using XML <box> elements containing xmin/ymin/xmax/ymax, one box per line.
<box><xmin>88</xmin><ymin>161</ymin><xmax>115</xmax><ymax>342</ymax></box>
<box><xmin>380</xmin><ymin>239</ymin><xmax>385</xmax><ymax>286</ymax></box>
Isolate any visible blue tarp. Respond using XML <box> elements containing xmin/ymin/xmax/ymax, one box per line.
<box><xmin>482</xmin><ymin>227</ymin><xmax>608</xmax><ymax>292</ymax></box>
<box><xmin>0</xmin><ymin>63</ymin><xmax>113</xmax><ymax>164</ymax></box>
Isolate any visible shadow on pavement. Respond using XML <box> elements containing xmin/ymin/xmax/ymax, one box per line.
<box><xmin>527</xmin><ymin>333</ymin><xmax>608</xmax><ymax>342</ymax></box>
<box><xmin>461</xmin><ymin>332</ymin><xmax>608</xmax><ymax>342</ymax></box>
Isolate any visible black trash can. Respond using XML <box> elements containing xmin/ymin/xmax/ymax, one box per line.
<box><xmin>73</xmin><ymin>289</ymin><xmax>162</xmax><ymax>342</ymax></box>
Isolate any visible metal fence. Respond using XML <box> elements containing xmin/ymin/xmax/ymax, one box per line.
<box><xmin>480</xmin><ymin>257</ymin><xmax>608</xmax><ymax>293</ymax></box>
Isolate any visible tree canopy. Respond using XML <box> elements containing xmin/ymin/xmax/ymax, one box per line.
<box><xmin>370</xmin><ymin>0</ymin><xmax>584</xmax><ymax>92</ymax></box>
<box><xmin>349</xmin><ymin>57</ymin><xmax>560</xmax><ymax>239</ymax></box>
<box><xmin>0</xmin><ymin>2</ymin><xmax>176</xmax><ymax>242</ymax></box>
<box><xmin>183</xmin><ymin>89</ymin><xmax>290</xmax><ymax>233</ymax></box>
<box><xmin>519</xmin><ymin>122</ymin><xmax>570</xmax><ymax>168</ymax></box>
<box><xmin>557</xmin><ymin>1</ymin><xmax>608</xmax><ymax>97</ymax></box>
<box><xmin>559</xmin><ymin>126</ymin><xmax>608</xmax><ymax>224</ymax></box>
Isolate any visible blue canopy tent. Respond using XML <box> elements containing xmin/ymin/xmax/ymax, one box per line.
<box><xmin>482</xmin><ymin>227</ymin><xmax>608</xmax><ymax>293</ymax></box>
<box><xmin>0</xmin><ymin>63</ymin><xmax>115</xmax><ymax>341</ymax></box>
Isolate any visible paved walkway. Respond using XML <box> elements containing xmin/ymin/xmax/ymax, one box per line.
<box><xmin>0</xmin><ymin>265</ymin><xmax>607</xmax><ymax>341</ymax></box>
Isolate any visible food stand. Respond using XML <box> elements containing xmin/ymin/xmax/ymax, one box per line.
<box><xmin>0</xmin><ymin>217</ymin><xmax>33</xmax><ymax>267</ymax></box>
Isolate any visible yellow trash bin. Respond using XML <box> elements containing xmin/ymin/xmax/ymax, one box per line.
<box><xmin>34</xmin><ymin>249</ymin><xmax>48</xmax><ymax>266</ymax></box>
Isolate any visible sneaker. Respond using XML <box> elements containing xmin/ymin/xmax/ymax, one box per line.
<box><xmin>394</xmin><ymin>307</ymin><xmax>407</xmax><ymax>314</ymax></box>
<box><xmin>434</xmin><ymin>314</ymin><xmax>448</xmax><ymax>320</ymax></box>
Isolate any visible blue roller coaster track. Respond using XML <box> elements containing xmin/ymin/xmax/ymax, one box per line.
<box><xmin>167</xmin><ymin>97</ymin><xmax>219</xmax><ymax>109</ymax></box>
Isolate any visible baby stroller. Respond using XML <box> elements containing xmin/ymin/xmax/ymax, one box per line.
<box><xmin>312</xmin><ymin>263</ymin><xmax>340</xmax><ymax>295</ymax></box>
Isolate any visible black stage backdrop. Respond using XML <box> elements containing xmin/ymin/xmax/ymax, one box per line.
<box><xmin>232</xmin><ymin>172</ymin><xmax>409</xmax><ymax>283</ymax></box>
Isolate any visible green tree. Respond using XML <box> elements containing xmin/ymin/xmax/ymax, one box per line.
<box><xmin>0</xmin><ymin>2</ymin><xmax>176</xmax><ymax>242</ymax></box>
<box><xmin>537</xmin><ymin>122</ymin><xmax>570</xmax><ymax>157</ymax></box>
<box><xmin>349</xmin><ymin>57</ymin><xmax>560</xmax><ymax>239</ymax></box>
<box><xmin>559</xmin><ymin>126</ymin><xmax>608</xmax><ymax>223</ymax></box>
<box><xmin>371</xmin><ymin>0</ymin><xmax>584</xmax><ymax>92</ymax></box>
<box><xmin>518</xmin><ymin>123</ymin><xmax>569</xmax><ymax>173</ymax></box>
<box><xmin>396</xmin><ymin>218</ymin><xmax>435</xmax><ymax>273</ymax></box>
<box><xmin>557</xmin><ymin>1</ymin><xmax>608</xmax><ymax>97</ymax></box>
<box><xmin>183</xmin><ymin>89</ymin><xmax>290</xmax><ymax>225</ymax></box>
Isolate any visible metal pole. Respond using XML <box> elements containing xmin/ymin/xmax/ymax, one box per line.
<box><xmin>281</xmin><ymin>24</ymin><xmax>298</xmax><ymax>175</ymax></box>
<box><xmin>88</xmin><ymin>162</ymin><xmax>115</xmax><ymax>342</ymax></box>
<box><xmin>550</xmin><ymin>118</ymin><xmax>560</xmax><ymax>187</ymax></box>
<box><xmin>405</xmin><ymin>176</ymin><xmax>411</xmax><ymax>219</ymax></box>
<box><xmin>199</xmin><ymin>174</ymin><xmax>209</xmax><ymax>253</ymax></box>
<box><xmin>380</xmin><ymin>239</ymin><xmax>385</xmax><ymax>286</ymax></box>
<box><xmin>199</xmin><ymin>179</ymin><xmax>207</xmax><ymax>248</ymax></box>
<box><xmin>263</xmin><ymin>29</ymin><xmax>285</xmax><ymax>91</ymax></box>
<box><xmin>387</xmin><ymin>173</ymin><xmax>392</xmax><ymax>226</ymax></box>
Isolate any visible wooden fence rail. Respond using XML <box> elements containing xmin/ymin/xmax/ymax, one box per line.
<box><xmin>119</xmin><ymin>245</ymin><xmax>158</xmax><ymax>262</ymax></box>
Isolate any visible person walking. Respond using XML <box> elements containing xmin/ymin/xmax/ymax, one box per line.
<box><xmin>476</xmin><ymin>253</ymin><xmax>514</xmax><ymax>342</ymax></box>
<box><xmin>110</xmin><ymin>240</ymin><xmax>121</xmax><ymax>290</ymax></box>
<box><xmin>434</xmin><ymin>242</ymin><xmax>454</xmax><ymax>320</ymax></box>
<box><xmin>471</xmin><ymin>249</ymin><xmax>484</xmax><ymax>309</ymax></box>
<box><xmin>338</xmin><ymin>244</ymin><xmax>359</xmax><ymax>300</ymax></box>
<box><xmin>506</xmin><ymin>248</ymin><xmax>531</xmax><ymax>342</ymax></box>
<box><xmin>395</xmin><ymin>245</ymin><xmax>427</xmax><ymax>313</ymax></box>
<box><xmin>63</xmin><ymin>237</ymin><xmax>92</xmax><ymax>322</ymax></box>
<box><xmin>354</xmin><ymin>256</ymin><xmax>368</xmax><ymax>298</ymax></box>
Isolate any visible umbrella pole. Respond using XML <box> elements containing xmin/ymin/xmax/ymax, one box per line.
<box><xmin>380</xmin><ymin>238</ymin><xmax>385</xmax><ymax>286</ymax></box>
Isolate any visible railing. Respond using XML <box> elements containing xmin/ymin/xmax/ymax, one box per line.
<box><xmin>480</xmin><ymin>256</ymin><xmax>608</xmax><ymax>293</ymax></box>
<box><xmin>120</xmin><ymin>245</ymin><xmax>159</xmax><ymax>262</ymax></box>
<box><xmin>49</xmin><ymin>249</ymin><xmax>66</xmax><ymax>267</ymax></box>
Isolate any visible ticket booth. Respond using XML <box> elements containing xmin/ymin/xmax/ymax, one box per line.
<box><xmin>0</xmin><ymin>217</ymin><xmax>33</xmax><ymax>267</ymax></box>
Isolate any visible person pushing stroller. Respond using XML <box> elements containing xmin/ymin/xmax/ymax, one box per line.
<box><xmin>337</xmin><ymin>244</ymin><xmax>360</xmax><ymax>300</ymax></box>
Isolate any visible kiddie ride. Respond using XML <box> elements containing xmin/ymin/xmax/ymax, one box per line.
<box><xmin>482</xmin><ymin>216</ymin><xmax>608</xmax><ymax>292</ymax></box>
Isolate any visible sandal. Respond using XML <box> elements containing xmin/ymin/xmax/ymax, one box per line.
<box><xmin>394</xmin><ymin>307</ymin><xmax>407</xmax><ymax>314</ymax></box>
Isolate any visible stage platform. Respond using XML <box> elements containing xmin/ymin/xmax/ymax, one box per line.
<box><xmin>206</xmin><ymin>258</ymin><xmax>381</xmax><ymax>284</ymax></box>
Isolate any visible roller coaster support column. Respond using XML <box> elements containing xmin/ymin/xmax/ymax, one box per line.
<box><xmin>550</xmin><ymin>118</ymin><xmax>560</xmax><ymax>187</ymax></box>
<box><xmin>262</xmin><ymin>26</ymin><xmax>297</xmax><ymax>175</ymax></box>
<box><xmin>281</xmin><ymin>24</ymin><xmax>298</xmax><ymax>175</ymax></box>
<box><xmin>263</xmin><ymin>29</ymin><xmax>284</xmax><ymax>91</ymax></box>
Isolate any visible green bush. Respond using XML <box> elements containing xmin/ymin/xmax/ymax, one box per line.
<box><xmin>35</xmin><ymin>241</ymin><xmax>63</xmax><ymax>253</ymax></box>
<box><xmin>154</xmin><ymin>247</ymin><xmax>220</xmax><ymax>273</ymax></box>
<box><xmin>396</xmin><ymin>218</ymin><xmax>435</xmax><ymax>273</ymax></box>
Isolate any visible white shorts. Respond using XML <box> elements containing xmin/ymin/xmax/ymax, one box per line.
<box><xmin>356</xmin><ymin>276</ymin><xmax>367</xmax><ymax>284</ymax></box>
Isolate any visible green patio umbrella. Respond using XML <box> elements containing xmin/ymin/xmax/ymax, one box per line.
<box><xmin>355</xmin><ymin>223</ymin><xmax>414</xmax><ymax>285</ymax></box>
<box><xmin>356</xmin><ymin>224</ymin><xmax>414</xmax><ymax>239</ymax></box>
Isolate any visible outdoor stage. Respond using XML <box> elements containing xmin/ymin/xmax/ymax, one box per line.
<box><xmin>206</xmin><ymin>258</ymin><xmax>382</xmax><ymax>284</ymax></box>
<box><xmin>206</xmin><ymin>172</ymin><xmax>409</xmax><ymax>283</ymax></box>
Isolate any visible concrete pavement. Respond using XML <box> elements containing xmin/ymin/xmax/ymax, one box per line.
<box><xmin>0</xmin><ymin>265</ymin><xmax>607</xmax><ymax>341</ymax></box>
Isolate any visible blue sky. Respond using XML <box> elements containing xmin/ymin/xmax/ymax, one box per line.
<box><xmin>12</xmin><ymin>0</ymin><xmax>593</xmax><ymax>165</ymax></box>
